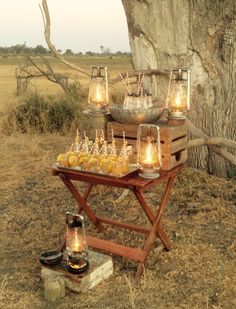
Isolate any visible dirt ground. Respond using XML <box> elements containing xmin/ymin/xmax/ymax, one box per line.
<box><xmin>0</xmin><ymin>134</ymin><xmax>236</xmax><ymax>309</ymax></box>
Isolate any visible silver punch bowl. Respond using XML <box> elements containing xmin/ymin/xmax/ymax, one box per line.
<box><xmin>110</xmin><ymin>104</ymin><xmax>164</xmax><ymax>124</ymax></box>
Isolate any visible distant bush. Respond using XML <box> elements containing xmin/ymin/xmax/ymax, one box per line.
<box><xmin>13</xmin><ymin>94</ymin><xmax>49</xmax><ymax>133</ymax></box>
<box><xmin>48</xmin><ymin>100</ymin><xmax>75</xmax><ymax>132</ymax></box>
<box><xmin>66</xmin><ymin>81</ymin><xmax>87</xmax><ymax>103</ymax></box>
<box><xmin>2</xmin><ymin>94</ymin><xmax>80</xmax><ymax>134</ymax></box>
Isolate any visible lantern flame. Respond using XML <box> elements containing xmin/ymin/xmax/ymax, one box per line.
<box><xmin>141</xmin><ymin>140</ymin><xmax>158</xmax><ymax>166</ymax></box>
<box><xmin>95</xmin><ymin>86</ymin><xmax>102</xmax><ymax>102</ymax></box>
<box><xmin>175</xmin><ymin>92</ymin><xmax>181</xmax><ymax>107</ymax></box>
<box><xmin>69</xmin><ymin>231</ymin><xmax>84</xmax><ymax>252</ymax></box>
<box><xmin>143</xmin><ymin>142</ymin><xmax>154</xmax><ymax>164</ymax></box>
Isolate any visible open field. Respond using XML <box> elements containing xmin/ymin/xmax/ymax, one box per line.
<box><xmin>0</xmin><ymin>55</ymin><xmax>133</xmax><ymax>113</ymax></box>
<box><xmin>0</xmin><ymin>56</ymin><xmax>236</xmax><ymax>308</ymax></box>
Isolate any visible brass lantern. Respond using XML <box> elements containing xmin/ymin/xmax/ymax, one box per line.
<box><xmin>137</xmin><ymin>124</ymin><xmax>162</xmax><ymax>178</ymax></box>
<box><xmin>66</xmin><ymin>212</ymin><xmax>89</xmax><ymax>274</ymax></box>
<box><xmin>166</xmin><ymin>68</ymin><xmax>190</xmax><ymax>119</ymax></box>
<box><xmin>88</xmin><ymin>66</ymin><xmax>109</xmax><ymax>112</ymax></box>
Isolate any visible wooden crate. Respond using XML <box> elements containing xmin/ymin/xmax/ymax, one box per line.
<box><xmin>107</xmin><ymin>120</ymin><xmax>188</xmax><ymax>171</ymax></box>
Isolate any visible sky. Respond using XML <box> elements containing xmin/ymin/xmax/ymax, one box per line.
<box><xmin>0</xmin><ymin>0</ymin><xmax>130</xmax><ymax>53</ymax></box>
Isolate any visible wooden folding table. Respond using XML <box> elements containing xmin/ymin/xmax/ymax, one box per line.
<box><xmin>52</xmin><ymin>164</ymin><xmax>184</xmax><ymax>277</ymax></box>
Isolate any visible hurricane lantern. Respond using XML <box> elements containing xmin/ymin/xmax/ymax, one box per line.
<box><xmin>166</xmin><ymin>68</ymin><xmax>190</xmax><ymax>120</ymax></box>
<box><xmin>88</xmin><ymin>66</ymin><xmax>109</xmax><ymax>112</ymax></box>
<box><xmin>66</xmin><ymin>212</ymin><xmax>89</xmax><ymax>274</ymax></box>
<box><xmin>137</xmin><ymin>124</ymin><xmax>162</xmax><ymax>179</ymax></box>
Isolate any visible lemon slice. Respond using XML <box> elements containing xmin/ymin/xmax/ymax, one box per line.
<box><xmin>69</xmin><ymin>155</ymin><xmax>79</xmax><ymax>167</ymax></box>
<box><xmin>57</xmin><ymin>153</ymin><xmax>66</xmax><ymax>162</ymax></box>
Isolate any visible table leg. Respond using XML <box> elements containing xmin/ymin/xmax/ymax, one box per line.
<box><xmin>133</xmin><ymin>190</ymin><xmax>155</xmax><ymax>222</ymax></box>
<box><xmin>59</xmin><ymin>174</ymin><xmax>101</xmax><ymax>229</ymax></box>
<box><xmin>77</xmin><ymin>183</ymin><xmax>94</xmax><ymax>214</ymax></box>
<box><xmin>136</xmin><ymin>174</ymin><xmax>177</xmax><ymax>277</ymax></box>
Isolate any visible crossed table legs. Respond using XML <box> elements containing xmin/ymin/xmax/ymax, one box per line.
<box><xmin>54</xmin><ymin>167</ymin><xmax>180</xmax><ymax>278</ymax></box>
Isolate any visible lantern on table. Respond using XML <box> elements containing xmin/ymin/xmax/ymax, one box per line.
<box><xmin>166</xmin><ymin>68</ymin><xmax>190</xmax><ymax>120</ymax></box>
<box><xmin>66</xmin><ymin>212</ymin><xmax>89</xmax><ymax>274</ymax></box>
<box><xmin>137</xmin><ymin>124</ymin><xmax>162</xmax><ymax>179</ymax></box>
<box><xmin>88</xmin><ymin>66</ymin><xmax>109</xmax><ymax>112</ymax></box>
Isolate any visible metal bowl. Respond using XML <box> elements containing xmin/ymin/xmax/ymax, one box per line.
<box><xmin>110</xmin><ymin>104</ymin><xmax>164</xmax><ymax>124</ymax></box>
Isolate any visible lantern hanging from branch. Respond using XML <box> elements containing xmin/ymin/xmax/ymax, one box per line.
<box><xmin>88</xmin><ymin>66</ymin><xmax>109</xmax><ymax>112</ymax></box>
<box><xmin>166</xmin><ymin>68</ymin><xmax>190</xmax><ymax>120</ymax></box>
<box><xmin>137</xmin><ymin>124</ymin><xmax>162</xmax><ymax>179</ymax></box>
<box><xmin>66</xmin><ymin>212</ymin><xmax>89</xmax><ymax>274</ymax></box>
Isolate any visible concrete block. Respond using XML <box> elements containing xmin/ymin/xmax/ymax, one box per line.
<box><xmin>41</xmin><ymin>249</ymin><xmax>113</xmax><ymax>299</ymax></box>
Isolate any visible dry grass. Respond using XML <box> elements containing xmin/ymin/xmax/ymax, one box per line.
<box><xmin>0</xmin><ymin>55</ymin><xmax>133</xmax><ymax>113</ymax></box>
<box><xmin>0</xmin><ymin>133</ymin><xmax>235</xmax><ymax>309</ymax></box>
<box><xmin>0</xmin><ymin>56</ymin><xmax>235</xmax><ymax>308</ymax></box>
<box><xmin>0</xmin><ymin>55</ymin><xmax>133</xmax><ymax>133</ymax></box>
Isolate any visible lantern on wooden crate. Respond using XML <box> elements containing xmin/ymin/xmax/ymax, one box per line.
<box><xmin>66</xmin><ymin>212</ymin><xmax>89</xmax><ymax>274</ymax></box>
<box><xmin>137</xmin><ymin>124</ymin><xmax>162</xmax><ymax>178</ymax></box>
<box><xmin>88</xmin><ymin>66</ymin><xmax>109</xmax><ymax>112</ymax></box>
<box><xmin>166</xmin><ymin>68</ymin><xmax>190</xmax><ymax>120</ymax></box>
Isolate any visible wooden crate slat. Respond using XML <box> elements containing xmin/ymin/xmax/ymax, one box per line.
<box><xmin>157</xmin><ymin>120</ymin><xmax>188</xmax><ymax>141</ymax></box>
<box><xmin>106</xmin><ymin>121</ymin><xmax>188</xmax><ymax>171</ymax></box>
<box><xmin>170</xmin><ymin>136</ymin><xmax>188</xmax><ymax>154</ymax></box>
<box><xmin>107</xmin><ymin>122</ymin><xmax>138</xmax><ymax>139</ymax></box>
<box><xmin>108</xmin><ymin>121</ymin><xmax>187</xmax><ymax>141</ymax></box>
<box><xmin>110</xmin><ymin>137</ymin><xmax>136</xmax><ymax>148</ymax></box>
<box><xmin>170</xmin><ymin>149</ymin><xmax>188</xmax><ymax>168</ymax></box>
<box><xmin>161</xmin><ymin>149</ymin><xmax>188</xmax><ymax>170</ymax></box>
<box><xmin>112</xmin><ymin>137</ymin><xmax>187</xmax><ymax>155</ymax></box>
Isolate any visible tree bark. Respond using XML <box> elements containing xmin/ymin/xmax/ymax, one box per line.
<box><xmin>121</xmin><ymin>0</ymin><xmax>236</xmax><ymax>177</ymax></box>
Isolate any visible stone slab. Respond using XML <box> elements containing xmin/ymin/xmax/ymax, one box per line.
<box><xmin>41</xmin><ymin>250</ymin><xmax>113</xmax><ymax>301</ymax></box>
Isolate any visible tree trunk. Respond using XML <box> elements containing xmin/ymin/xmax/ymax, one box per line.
<box><xmin>16</xmin><ymin>77</ymin><xmax>30</xmax><ymax>96</ymax></box>
<box><xmin>121</xmin><ymin>0</ymin><xmax>236</xmax><ymax>177</ymax></box>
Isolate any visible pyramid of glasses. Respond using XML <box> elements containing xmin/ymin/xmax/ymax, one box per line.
<box><xmin>56</xmin><ymin>130</ymin><xmax>133</xmax><ymax>177</ymax></box>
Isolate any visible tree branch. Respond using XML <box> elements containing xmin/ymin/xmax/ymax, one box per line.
<box><xmin>16</xmin><ymin>57</ymin><xmax>69</xmax><ymax>93</ymax></box>
<box><xmin>186</xmin><ymin>119</ymin><xmax>236</xmax><ymax>166</ymax></box>
<box><xmin>40</xmin><ymin>0</ymin><xmax>90</xmax><ymax>77</ymax></box>
<box><xmin>110</xmin><ymin>69</ymin><xmax>169</xmax><ymax>84</ymax></box>
<box><xmin>188</xmin><ymin>137</ymin><xmax>236</xmax><ymax>149</ymax></box>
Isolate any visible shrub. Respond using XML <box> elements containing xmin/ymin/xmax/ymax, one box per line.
<box><xmin>17</xmin><ymin>94</ymin><xmax>49</xmax><ymax>132</ymax></box>
<box><xmin>66</xmin><ymin>81</ymin><xmax>87</xmax><ymax>103</ymax></box>
<box><xmin>1</xmin><ymin>94</ymin><xmax>79</xmax><ymax>134</ymax></box>
<box><xmin>48</xmin><ymin>99</ymin><xmax>75</xmax><ymax>132</ymax></box>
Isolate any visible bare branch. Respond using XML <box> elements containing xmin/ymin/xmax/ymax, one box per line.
<box><xmin>39</xmin><ymin>3</ymin><xmax>46</xmax><ymax>30</ymax></box>
<box><xmin>110</xmin><ymin>69</ymin><xmax>169</xmax><ymax>84</ymax></box>
<box><xmin>16</xmin><ymin>56</ymin><xmax>69</xmax><ymax>93</ymax></box>
<box><xmin>186</xmin><ymin>119</ymin><xmax>236</xmax><ymax>166</ymax></box>
<box><xmin>188</xmin><ymin>137</ymin><xmax>236</xmax><ymax>149</ymax></box>
<box><xmin>114</xmin><ymin>189</ymin><xmax>129</xmax><ymax>203</ymax></box>
<box><xmin>40</xmin><ymin>0</ymin><xmax>90</xmax><ymax>77</ymax></box>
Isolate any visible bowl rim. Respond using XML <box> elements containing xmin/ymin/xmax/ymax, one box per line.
<box><xmin>110</xmin><ymin>104</ymin><xmax>164</xmax><ymax>111</ymax></box>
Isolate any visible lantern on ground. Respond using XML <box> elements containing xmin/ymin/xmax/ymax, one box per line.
<box><xmin>88</xmin><ymin>66</ymin><xmax>109</xmax><ymax>112</ymax></box>
<box><xmin>137</xmin><ymin>124</ymin><xmax>162</xmax><ymax>178</ymax></box>
<box><xmin>166</xmin><ymin>68</ymin><xmax>190</xmax><ymax>120</ymax></box>
<box><xmin>66</xmin><ymin>212</ymin><xmax>89</xmax><ymax>274</ymax></box>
